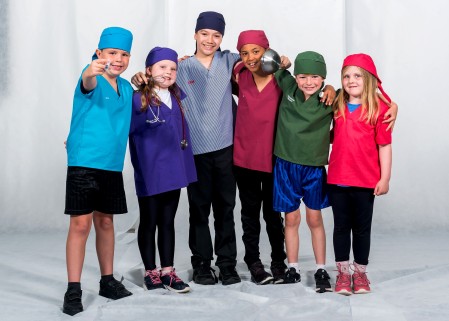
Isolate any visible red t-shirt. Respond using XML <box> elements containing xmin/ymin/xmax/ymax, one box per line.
<box><xmin>327</xmin><ymin>101</ymin><xmax>392</xmax><ymax>188</ymax></box>
<box><xmin>233</xmin><ymin>69</ymin><xmax>282</xmax><ymax>173</ymax></box>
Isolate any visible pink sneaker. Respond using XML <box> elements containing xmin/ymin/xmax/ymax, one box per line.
<box><xmin>335</xmin><ymin>261</ymin><xmax>352</xmax><ymax>295</ymax></box>
<box><xmin>351</xmin><ymin>262</ymin><xmax>371</xmax><ymax>294</ymax></box>
<box><xmin>335</xmin><ymin>272</ymin><xmax>352</xmax><ymax>295</ymax></box>
<box><xmin>352</xmin><ymin>271</ymin><xmax>371</xmax><ymax>294</ymax></box>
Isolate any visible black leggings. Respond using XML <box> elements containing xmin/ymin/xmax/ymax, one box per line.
<box><xmin>328</xmin><ymin>185</ymin><xmax>375</xmax><ymax>265</ymax></box>
<box><xmin>137</xmin><ymin>189</ymin><xmax>181</xmax><ymax>270</ymax></box>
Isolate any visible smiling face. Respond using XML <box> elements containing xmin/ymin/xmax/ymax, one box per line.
<box><xmin>96</xmin><ymin>48</ymin><xmax>130</xmax><ymax>77</ymax></box>
<box><xmin>295</xmin><ymin>74</ymin><xmax>324</xmax><ymax>100</ymax></box>
<box><xmin>194</xmin><ymin>29</ymin><xmax>223</xmax><ymax>57</ymax></box>
<box><xmin>239</xmin><ymin>44</ymin><xmax>266</xmax><ymax>73</ymax></box>
<box><xmin>342</xmin><ymin>66</ymin><xmax>364</xmax><ymax>103</ymax></box>
<box><xmin>147</xmin><ymin>59</ymin><xmax>177</xmax><ymax>89</ymax></box>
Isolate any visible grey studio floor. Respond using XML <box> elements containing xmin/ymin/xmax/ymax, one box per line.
<box><xmin>1</xmin><ymin>197</ymin><xmax>448</xmax><ymax>321</ymax></box>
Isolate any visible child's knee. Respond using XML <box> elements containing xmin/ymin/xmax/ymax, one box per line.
<box><xmin>306</xmin><ymin>214</ymin><xmax>323</xmax><ymax>229</ymax></box>
<box><xmin>69</xmin><ymin>218</ymin><xmax>91</xmax><ymax>236</ymax></box>
<box><xmin>285</xmin><ymin>211</ymin><xmax>300</xmax><ymax>228</ymax></box>
<box><xmin>94</xmin><ymin>213</ymin><xmax>114</xmax><ymax>231</ymax></box>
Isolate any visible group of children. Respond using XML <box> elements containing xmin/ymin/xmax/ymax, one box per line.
<box><xmin>62</xmin><ymin>10</ymin><xmax>396</xmax><ymax>316</ymax></box>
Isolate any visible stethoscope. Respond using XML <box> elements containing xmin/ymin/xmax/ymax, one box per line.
<box><xmin>144</xmin><ymin>89</ymin><xmax>188</xmax><ymax>150</ymax></box>
<box><xmin>145</xmin><ymin>104</ymin><xmax>165</xmax><ymax>124</ymax></box>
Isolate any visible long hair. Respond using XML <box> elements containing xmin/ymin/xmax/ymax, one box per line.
<box><xmin>333</xmin><ymin>66</ymin><xmax>379</xmax><ymax>125</ymax></box>
<box><xmin>138</xmin><ymin>72</ymin><xmax>184</xmax><ymax>112</ymax></box>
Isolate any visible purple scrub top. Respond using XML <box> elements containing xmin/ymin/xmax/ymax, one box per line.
<box><xmin>129</xmin><ymin>89</ymin><xmax>197</xmax><ymax>197</ymax></box>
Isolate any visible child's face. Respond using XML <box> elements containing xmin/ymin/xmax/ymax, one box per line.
<box><xmin>295</xmin><ymin>74</ymin><xmax>324</xmax><ymax>99</ymax></box>
<box><xmin>96</xmin><ymin>48</ymin><xmax>130</xmax><ymax>76</ymax></box>
<box><xmin>147</xmin><ymin>59</ymin><xmax>177</xmax><ymax>89</ymax></box>
<box><xmin>239</xmin><ymin>44</ymin><xmax>266</xmax><ymax>73</ymax></box>
<box><xmin>194</xmin><ymin>29</ymin><xmax>223</xmax><ymax>57</ymax></box>
<box><xmin>342</xmin><ymin>66</ymin><xmax>364</xmax><ymax>101</ymax></box>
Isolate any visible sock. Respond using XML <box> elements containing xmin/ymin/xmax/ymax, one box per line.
<box><xmin>353</xmin><ymin>261</ymin><xmax>367</xmax><ymax>273</ymax></box>
<box><xmin>316</xmin><ymin>264</ymin><xmax>326</xmax><ymax>272</ymax></box>
<box><xmin>288</xmin><ymin>262</ymin><xmax>299</xmax><ymax>271</ymax></box>
<box><xmin>336</xmin><ymin>261</ymin><xmax>350</xmax><ymax>275</ymax></box>
<box><xmin>101</xmin><ymin>274</ymin><xmax>114</xmax><ymax>282</ymax></box>
<box><xmin>67</xmin><ymin>282</ymin><xmax>81</xmax><ymax>291</ymax></box>
<box><xmin>161</xmin><ymin>267</ymin><xmax>173</xmax><ymax>276</ymax></box>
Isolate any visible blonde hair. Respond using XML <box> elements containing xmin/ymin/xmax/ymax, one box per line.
<box><xmin>333</xmin><ymin>66</ymin><xmax>379</xmax><ymax>125</ymax></box>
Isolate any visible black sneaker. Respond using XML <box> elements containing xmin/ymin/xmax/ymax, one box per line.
<box><xmin>218</xmin><ymin>265</ymin><xmax>241</xmax><ymax>285</ymax></box>
<box><xmin>62</xmin><ymin>287</ymin><xmax>83</xmax><ymax>316</ymax></box>
<box><xmin>99</xmin><ymin>277</ymin><xmax>133</xmax><ymax>300</ymax></box>
<box><xmin>284</xmin><ymin>267</ymin><xmax>301</xmax><ymax>284</ymax></box>
<box><xmin>314</xmin><ymin>268</ymin><xmax>332</xmax><ymax>293</ymax></box>
<box><xmin>270</xmin><ymin>261</ymin><xmax>287</xmax><ymax>284</ymax></box>
<box><xmin>160</xmin><ymin>269</ymin><xmax>191</xmax><ymax>293</ymax></box>
<box><xmin>249</xmin><ymin>261</ymin><xmax>274</xmax><ymax>285</ymax></box>
<box><xmin>143</xmin><ymin>269</ymin><xmax>165</xmax><ymax>290</ymax></box>
<box><xmin>192</xmin><ymin>262</ymin><xmax>218</xmax><ymax>285</ymax></box>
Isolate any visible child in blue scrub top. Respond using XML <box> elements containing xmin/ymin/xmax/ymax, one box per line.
<box><xmin>63</xmin><ymin>26</ymin><xmax>134</xmax><ymax>316</ymax></box>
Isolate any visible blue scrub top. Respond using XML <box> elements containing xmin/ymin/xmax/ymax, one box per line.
<box><xmin>67</xmin><ymin>67</ymin><xmax>133</xmax><ymax>172</ymax></box>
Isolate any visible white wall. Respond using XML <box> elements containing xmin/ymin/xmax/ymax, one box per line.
<box><xmin>1</xmin><ymin>0</ymin><xmax>448</xmax><ymax>232</ymax></box>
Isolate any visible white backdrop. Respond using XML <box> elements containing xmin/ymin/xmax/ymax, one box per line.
<box><xmin>1</xmin><ymin>0</ymin><xmax>449</xmax><ymax>232</ymax></box>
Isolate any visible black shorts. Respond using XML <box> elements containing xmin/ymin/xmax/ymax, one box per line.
<box><xmin>64</xmin><ymin>166</ymin><xmax>127</xmax><ymax>215</ymax></box>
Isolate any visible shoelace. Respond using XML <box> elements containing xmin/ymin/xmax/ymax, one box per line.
<box><xmin>145</xmin><ymin>269</ymin><xmax>162</xmax><ymax>284</ymax></box>
<box><xmin>352</xmin><ymin>271</ymin><xmax>370</xmax><ymax>285</ymax></box>
<box><xmin>350</xmin><ymin>263</ymin><xmax>370</xmax><ymax>285</ymax></box>
<box><xmin>336</xmin><ymin>272</ymin><xmax>351</xmax><ymax>285</ymax></box>
<box><xmin>163</xmin><ymin>270</ymin><xmax>183</xmax><ymax>286</ymax></box>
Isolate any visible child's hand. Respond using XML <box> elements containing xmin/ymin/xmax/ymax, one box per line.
<box><xmin>178</xmin><ymin>55</ymin><xmax>190</xmax><ymax>62</ymax></box>
<box><xmin>321</xmin><ymin>85</ymin><xmax>336</xmax><ymax>106</ymax></box>
<box><xmin>131</xmin><ymin>72</ymin><xmax>148</xmax><ymax>87</ymax></box>
<box><xmin>86</xmin><ymin>59</ymin><xmax>109</xmax><ymax>78</ymax></box>
<box><xmin>233</xmin><ymin>61</ymin><xmax>245</xmax><ymax>83</ymax></box>
<box><xmin>279</xmin><ymin>56</ymin><xmax>291</xmax><ymax>70</ymax></box>
<box><xmin>383</xmin><ymin>101</ymin><xmax>398</xmax><ymax>131</ymax></box>
<box><xmin>374</xmin><ymin>179</ymin><xmax>389</xmax><ymax>196</ymax></box>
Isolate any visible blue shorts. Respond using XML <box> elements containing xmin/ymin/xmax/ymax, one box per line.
<box><xmin>273</xmin><ymin>158</ymin><xmax>329</xmax><ymax>212</ymax></box>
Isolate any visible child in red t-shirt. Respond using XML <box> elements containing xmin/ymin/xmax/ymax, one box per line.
<box><xmin>327</xmin><ymin>53</ymin><xmax>393</xmax><ymax>295</ymax></box>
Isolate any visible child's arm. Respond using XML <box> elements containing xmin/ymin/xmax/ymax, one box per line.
<box><xmin>378</xmin><ymin>93</ymin><xmax>398</xmax><ymax>131</ymax></box>
<box><xmin>374</xmin><ymin>144</ymin><xmax>392</xmax><ymax>196</ymax></box>
<box><xmin>82</xmin><ymin>59</ymin><xmax>109</xmax><ymax>91</ymax></box>
<box><xmin>321</xmin><ymin>85</ymin><xmax>336</xmax><ymax>106</ymax></box>
<box><xmin>279</xmin><ymin>55</ymin><xmax>291</xmax><ymax>70</ymax></box>
<box><xmin>131</xmin><ymin>72</ymin><xmax>147</xmax><ymax>87</ymax></box>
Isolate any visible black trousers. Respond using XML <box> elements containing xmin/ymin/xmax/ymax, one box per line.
<box><xmin>187</xmin><ymin>146</ymin><xmax>237</xmax><ymax>269</ymax></box>
<box><xmin>137</xmin><ymin>189</ymin><xmax>181</xmax><ymax>270</ymax></box>
<box><xmin>328</xmin><ymin>185</ymin><xmax>375</xmax><ymax>265</ymax></box>
<box><xmin>234</xmin><ymin>166</ymin><xmax>286</xmax><ymax>267</ymax></box>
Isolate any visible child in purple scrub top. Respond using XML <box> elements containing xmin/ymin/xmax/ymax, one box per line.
<box><xmin>129</xmin><ymin>47</ymin><xmax>197</xmax><ymax>294</ymax></box>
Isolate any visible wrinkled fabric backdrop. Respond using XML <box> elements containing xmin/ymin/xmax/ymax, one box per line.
<box><xmin>0</xmin><ymin>0</ymin><xmax>448</xmax><ymax>233</ymax></box>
